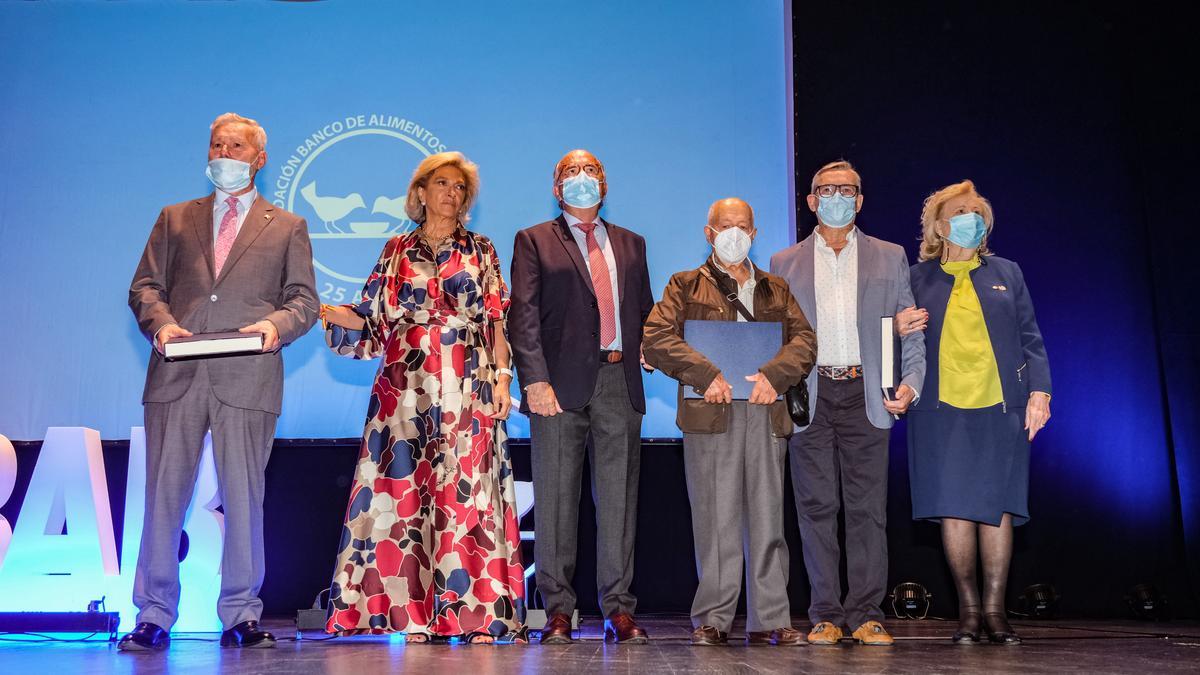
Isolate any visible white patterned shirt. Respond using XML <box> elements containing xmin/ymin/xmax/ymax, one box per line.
<box><xmin>814</xmin><ymin>227</ymin><xmax>860</xmax><ymax>366</ymax></box>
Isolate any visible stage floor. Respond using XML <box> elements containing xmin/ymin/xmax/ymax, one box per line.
<box><xmin>0</xmin><ymin>615</ymin><xmax>1197</xmax><ymax>673</ymax></box>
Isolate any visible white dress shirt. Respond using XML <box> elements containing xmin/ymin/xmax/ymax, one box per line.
<box><xmin>213</xmin><ymin>187</ymin><xmax>257</xmax><ymax>243</ymax></box>
<box><xmin>564</xmin><ymin>212</ymin><xmax>622</xmax><ymax>350</ymax></box>
<box><xmin>814</xmin><ymin>227</ymin><xmax>861</xmax><ymax>366</ymax></box>
<box><xmin>712</xmin><ymin>256</ymin><xmax>756</xmax><ymax>321</ymax></box>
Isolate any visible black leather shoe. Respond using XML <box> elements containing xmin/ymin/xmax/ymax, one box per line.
<box><xmin>117</xmin><ymin>622</ymin><xmax>170</xmax><ymax>651</ymax></box>
<box><xmin>220</xmin><ymin>620</ymin><xmax>277</xmax><ymax>648</ymax></box>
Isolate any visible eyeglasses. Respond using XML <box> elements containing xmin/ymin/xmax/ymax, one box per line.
<box><xmin>814</xmin><ymin>184</ymin><xmax>860</xmax><ymax>198</ymax></box>
<box><xmin>560</xmin><ymin>164</ymin><xmax>602</xmax><ymax>179</ymax></box>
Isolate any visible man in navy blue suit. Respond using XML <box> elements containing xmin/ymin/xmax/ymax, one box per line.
<box><xmin>509</xmin><ymin>150</ymin><xmax>654</xmax><ymax>644</ymax></box>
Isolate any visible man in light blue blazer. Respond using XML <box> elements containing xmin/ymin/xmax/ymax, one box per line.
<box><xmin>769</xmin><ymin>161</ymin><xmax>925</xmax><ymax>646</ymax></box>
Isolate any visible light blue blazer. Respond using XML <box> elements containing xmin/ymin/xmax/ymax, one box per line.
<box><xmin>770</xmin><ymin>230</ymin><xmax>926</xmax><ymax>431</ymax></box>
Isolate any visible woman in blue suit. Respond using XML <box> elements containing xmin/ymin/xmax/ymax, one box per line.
<box><xmin>903</xmin><ymin>180</ymin><xmax>1051</xmax><ymax>645</ymax></box>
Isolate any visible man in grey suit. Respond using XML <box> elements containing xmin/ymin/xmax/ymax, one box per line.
<box><xmin>123</xmin><ymin>113</ymin><xmax>318</xmax><ymax>651</ymax></box>
<box><xmin>769</xmin><ymin>161</ymin><xmax>925</xmax><ymax>647</ymax></box>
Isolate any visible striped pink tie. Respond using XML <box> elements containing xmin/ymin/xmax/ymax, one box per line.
<box><xmin>214</xmin><ymin>196</ymin><xmax>239</xmax><ymax>277</ymax></box>
<box><xmin>576</xmin><ymin>222</ymin><xmax>616</xmax><ymax>348</ymax></box>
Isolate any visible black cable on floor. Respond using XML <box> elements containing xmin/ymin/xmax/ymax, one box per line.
<box><xmin>0</xmin><ymin>632</ymin><xmax>106</xmax><ymax>642</ymax></box>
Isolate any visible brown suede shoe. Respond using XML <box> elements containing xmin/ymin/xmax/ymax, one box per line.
<box><xmin>604</xmin><ymin>612</ymin><xmax>649</xmax><ymax>644</ymax></box>
<box><xmin>851</xmin><ymin>620</ymin><xmax>895</xmax><ymax>646</ymax></box>
<box><xmin>746</xmin><ymin>627</ymin><xmax>805</xmax><ymax>646</ymax></box>
<box><xmin>807</xmin><ymin>621</ymin><xmax>845</xmax><ymax>645</ymax></box>
<box><xmin>539</xmin><ymin>613</ymin><xmax>574</xmax><ymax>644</ymax></box>
<box><xmin>691</xmin><ymin>625</ymin><xmax>728</xmax><ymax>646</ymax></box>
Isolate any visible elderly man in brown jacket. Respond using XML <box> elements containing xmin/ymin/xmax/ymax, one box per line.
<box><xmin>643</xmin><ymin>198</ymin><xmax>816</xmax><ymax>647</ymax></box>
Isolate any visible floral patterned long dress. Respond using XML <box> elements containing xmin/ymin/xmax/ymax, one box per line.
<box><xmin>324</xmin><ymin>225</ymin><xmax>526</xmax><ymax>637</ymax></box>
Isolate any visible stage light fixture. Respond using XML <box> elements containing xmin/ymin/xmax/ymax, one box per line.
<box><xmin>1125</xmin><ymin>584</ymin><xmax>1169</xmax><ymax>621</ymax></box>
<box><xmin>1017</xmin><ymin>583</ymin><xmax>1060</xmax><ymax>619</ymax></box>
<box><xmin>889</xmin><ymin>582</ymin><xmax>932</xmax><ymax>620</ymax></box>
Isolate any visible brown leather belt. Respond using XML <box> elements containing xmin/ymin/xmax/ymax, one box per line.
<box><xmin>600</xmin><ymin>349</ymin><xmax>623</xmax><ymax>363</ymax></box>
<box><xmin>817</xmin><ymin>365</ymin><xmax>863</xmax><ymax>380</ymax></box>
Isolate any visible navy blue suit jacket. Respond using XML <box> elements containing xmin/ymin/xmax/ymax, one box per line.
<box><xmin>909</xmin><ymin>255</ymin><xmax>1051</xmax><ymax>411</ymax></box>
<box><xmin>509</xmin><ymin>215</ymin><xmax>654</xmax><ymax>413</ymax></box>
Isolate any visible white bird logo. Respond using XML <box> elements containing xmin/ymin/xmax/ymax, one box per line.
<box><xmin>301</xmin><ymin>181</ymin><xmax>366</xmax><ymax>233</ymax></box>
<box><xmin>371</xmin><ymin>195</ymin><xmax>407</xmax><ymax>222</ymax></box>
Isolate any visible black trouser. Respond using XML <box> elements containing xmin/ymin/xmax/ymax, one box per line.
<box><xmin>789</xmin><ymin>376</ymin><xmax>890</xmax><ymax>629</ymax></box>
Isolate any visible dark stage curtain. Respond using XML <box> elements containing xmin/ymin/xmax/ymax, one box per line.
<box><xmin>790</xmin><ymin>1</ymin><xmax>1199</xmax><ymax>616</ymax></box>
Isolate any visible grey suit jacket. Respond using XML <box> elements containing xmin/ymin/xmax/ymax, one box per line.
<box><xmin>129</xmin><ymin>193</ymin><xmax>319</xmax><ymax>415</ymax></box>
<box><xmin>770</xmin><ymin>230</ymin><xmax>925</xmax><ymax>431</ymax></box>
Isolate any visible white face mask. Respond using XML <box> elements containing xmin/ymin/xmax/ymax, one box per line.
<box><xmin>206</xmin><ymin>157</ymin><xmax>254</xmax><ymax>192</ymax></box>
<box><xmin>709</xmin><ymin>226</ymin><xmax>752</xmax><ymax>265</ymax></box>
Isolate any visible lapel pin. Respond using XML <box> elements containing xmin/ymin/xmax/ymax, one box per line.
<box><xmin>992</xmin><ymin>284</ymin><xmax>1007</xmax><ymax>291</ymax></box>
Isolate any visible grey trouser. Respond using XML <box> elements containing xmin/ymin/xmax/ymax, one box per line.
<box><xmin>134</xmin><ymin>361</ymin><xmax>276</xmax><ymax>631</ymax></box>
<box><xmin>684</xmin><ymin>402</ymin><xmax>790</xmax><ymax>633</ymax></box>
<box><xmin>790</xmin><ymin>376</ymin><xmax>890</xmax><ymax>629</ymax></box>
<box><xmin>529</xmin><ymin>362</ymin><xmax>642</xmax><ymax>617</ymax></box>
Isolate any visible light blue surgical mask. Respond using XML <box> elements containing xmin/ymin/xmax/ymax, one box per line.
<box><xmin>816</xmin><ymin>194</ymin><xmax>856</xmax><ymax>228</ymax></box>
<box><xmin>206</xmin><ymin>157</ymin><xmax>254</xmax><ymax>192</ymax></box>
<box><xmin>559</xmin><ymin>172</ymin><xmax>603</xmax><ymax>209</ymax></box>
<box><xmin>946</xmin><ymin>212</ymin><xmax>987</xmax><ymax>249</ymax></box>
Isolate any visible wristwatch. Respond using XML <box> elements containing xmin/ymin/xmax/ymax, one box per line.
<box><xmin>496</xmin><ymin>367</ymin><xmax>514</xmax><ymax>379</ymax></box>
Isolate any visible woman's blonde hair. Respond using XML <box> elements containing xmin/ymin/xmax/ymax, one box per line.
<box><xmin>918</xmin><ymin>179</ymin><xmax>995</xmax><ymax>261</ymax></box>
<box><xmin>405</xmin><ymin>151</ymin><xmax>480</xmax><ymax>223</ymax></box>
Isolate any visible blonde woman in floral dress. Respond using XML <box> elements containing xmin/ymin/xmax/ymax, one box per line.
<box><xmin>320</xmin><ymin>152</ymin><xmax>526</xmax><ymax>644</ymax></box>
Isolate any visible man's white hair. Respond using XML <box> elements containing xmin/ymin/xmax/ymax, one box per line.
<box><xmin>210</xmin><ymin>112</ymin><xmax>267</xmax><ymax>150</ymax></box>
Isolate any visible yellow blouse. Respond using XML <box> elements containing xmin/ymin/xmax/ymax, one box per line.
<box><xmin>938</xmin><ymin>257</ymin><xmax>1004</xmax><ymax>408</ymax></box>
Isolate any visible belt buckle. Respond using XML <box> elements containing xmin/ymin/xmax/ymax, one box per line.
<box><xmin>819</xmin><ymin>365</ymin><xmax>861</xmax><ymax>380</ymax></box>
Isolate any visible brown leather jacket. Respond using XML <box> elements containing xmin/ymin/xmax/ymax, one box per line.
<box><xmin>642</xmin><ymin>259</ymin><xmax>816</xmax><ymax>437</ymax></box>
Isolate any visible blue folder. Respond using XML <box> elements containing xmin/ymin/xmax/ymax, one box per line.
<box><xmin>683</xmin><ymin>320</ymin><xmax>784</xmax><ymax>400</ymax></box>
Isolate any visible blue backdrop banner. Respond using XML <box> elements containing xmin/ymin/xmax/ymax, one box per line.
<box><xmin>0</xmin><ymin>0</ymin><xmax>793</xmax><ymax>440</ymax></box>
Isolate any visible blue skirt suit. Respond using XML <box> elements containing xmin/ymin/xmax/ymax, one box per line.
<box><xmin>907</xmin><ymin>255</ymin><xmax>1051</xmax><ymax>526</ymax></box>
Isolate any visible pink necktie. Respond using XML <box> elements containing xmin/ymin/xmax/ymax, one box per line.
<box><xmin>576</xmin><ymin>222</ymin><xmax>616</xmax><ymax>348</ymax></box>
<box><xmin>214</xmin><ymin>196</ymin><xmax>239</xmax><ymax>277</ymax></box>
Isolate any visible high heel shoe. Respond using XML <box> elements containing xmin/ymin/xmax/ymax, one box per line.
<box><xmin>983</xmin><ymin>612</ymin><xmax>1022</xmax><ymax>645</ymax></box>
<box><xmin>952</xmin><ymin>611</ymin><xmax>982</xmax><ymax>644</ymax></box>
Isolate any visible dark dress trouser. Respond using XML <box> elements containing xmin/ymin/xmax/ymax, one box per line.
<box><xmin>789</xmin><ymin>376</ymin><xmax>890</xmax><ymax>629</ymax></box>
<box><xmin>529</xmin><ymin>362</ymin><xmax>642</xmax><ymax>617</ymax></box>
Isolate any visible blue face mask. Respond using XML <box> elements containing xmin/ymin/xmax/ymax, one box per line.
<box><xmin>206</xmin><ymin>157</ymin><xmax>254</xmax><ymax>192</ymax></box>
<box><xmin>560</xmin><ymin>172</ymin><xmax>603</xmax><ymax>209</ymax></box>
<box><xmin>946</xmin><ymin>212</ymin><xmax>987</xmax><ymax>249</ymax></box>
<box><xmin>816</xmin><ymin>194</ymin><xmax>856</xmax><ymax>228</ymax></box>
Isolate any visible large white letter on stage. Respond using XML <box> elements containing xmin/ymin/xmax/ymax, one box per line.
<box><xmin>0</xmin><ymin>428</ymin><xmax>118</xmax><ymax>607</ymax></box>
<box><xmin>0</xmin><ymin>428</ymin><xmax>224</xmax><ymax>631</ymax></box>
<box><xmin>108</xmin><ymin>427</ymin><xmax>224</xmax><ymax>631</ymax></box>
<box><xmin>0</xmin><ymin>434</ymin><xmax>16</xmax><ymax>561</ymax></box>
